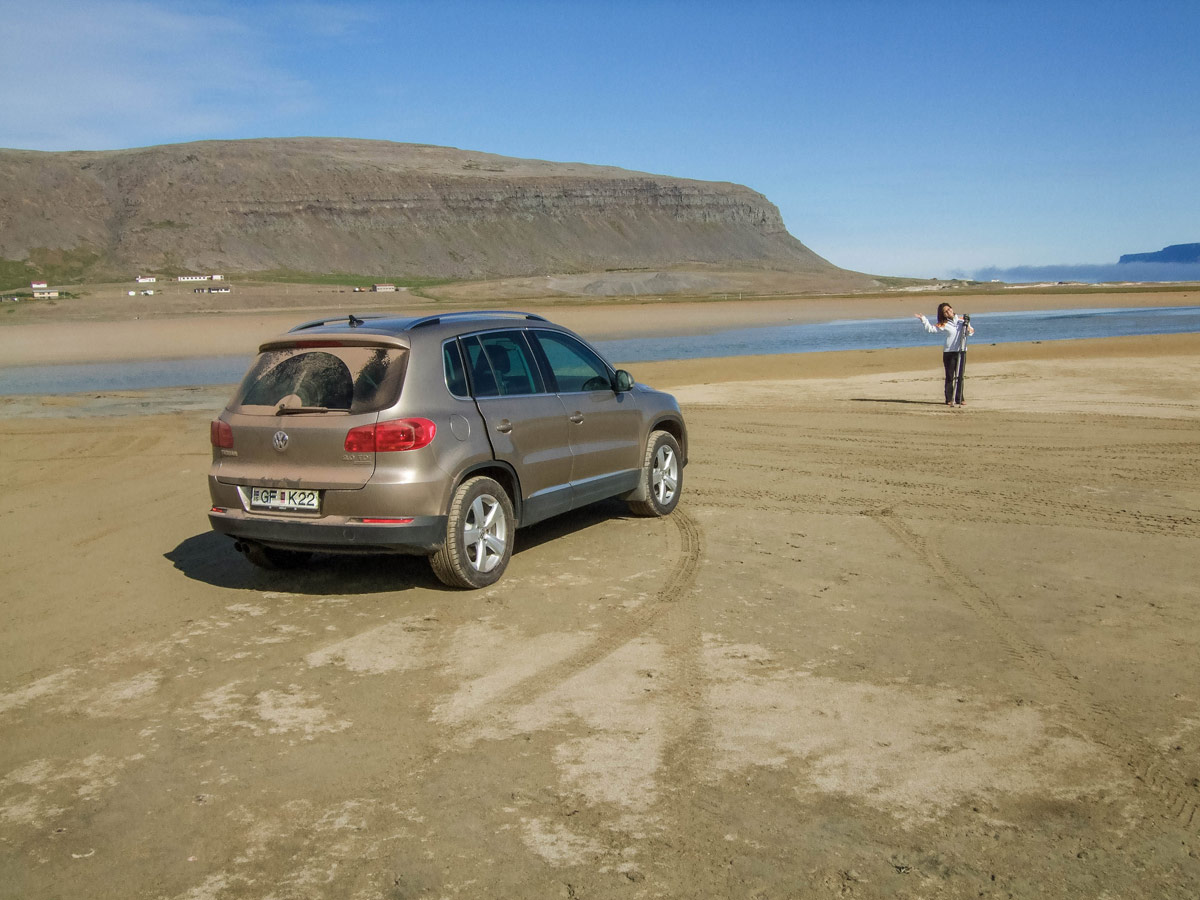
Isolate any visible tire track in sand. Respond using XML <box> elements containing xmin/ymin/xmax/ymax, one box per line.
<box><xmin>385</xmin><ymin>509</ymin><xmax>709</xmax><ymax>883</ymax></box>
<box><xmin>448</xmin><ymin>507</ymin><xmax>703</xmax><ymax>735</ymax></box>
<box><xmin>646</xmin><ymin>515</ymin><xmax>733</xmax><ymax>894</ymax></box>
<box><xmin>466</xmin><ymin>506</ymin><xmax>722</xmax><ymax>889</ymax></box>
<box><xmin>871</xmin><ymin>510</ymin><xmax>1199</xmax><ymax>834</ymax></box>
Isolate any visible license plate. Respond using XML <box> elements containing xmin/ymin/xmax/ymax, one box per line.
<box><xmin>250</xmin><ymin>487</ymin><xmax>320</xmax><ymax>512</ymax></box>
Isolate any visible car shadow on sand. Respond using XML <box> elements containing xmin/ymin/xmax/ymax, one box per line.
<box><xmin>164</xmin><ymin>531</ymin><xmax>441</xmax><ymax>595</ymax></box>
<box><xmin>165</xmin><ymin>498</ymin><xmax>637</xmax><ymax>594</ymax></box>
<box><xmin>513</xmin><ymin>497</ymin><xmax>631</xmax><ymax>553</ymax></box>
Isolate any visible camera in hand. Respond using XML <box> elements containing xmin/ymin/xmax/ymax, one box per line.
<box><xmin>962</xmin><ymin>313</ymin><xmax>970</xmax><ymax>324</ymax></box>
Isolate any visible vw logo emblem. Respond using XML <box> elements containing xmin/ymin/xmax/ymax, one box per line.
<box><xmin>272</xmin><ymin>430</ymin><xmax>289</xmax><ymax>452</ymax></box>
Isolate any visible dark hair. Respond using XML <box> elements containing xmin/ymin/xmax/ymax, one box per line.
<box><xmin>936</xmin><ymin>303</ymin><xmax>953</xmax><ymax>326</ymax></box>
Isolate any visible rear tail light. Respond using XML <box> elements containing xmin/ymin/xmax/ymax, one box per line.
<box><xmin>210</xmin><ymin>419</ymin><xmax>234</xmax><ymax>448</ymax></box>
<box><xmin>344</xmin><ymin>418</ymin><xmax>437</xmax><ymax>453</ymax></box>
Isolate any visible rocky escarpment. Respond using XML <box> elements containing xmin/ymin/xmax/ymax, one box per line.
<box><xmin>1118</xmin><ymin>243</ymin><xmax>1200</xmax><ymax>265</ymax></box>
<box><xmin>0</xmin><ymin>138</ymin><xmax>856</xmax><ymax>285</ymax></box>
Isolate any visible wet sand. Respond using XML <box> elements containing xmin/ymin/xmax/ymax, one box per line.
<box><xmin>1</xmin><ymin>292</ymin><xmax>1198</xmax><ymax>898</ymax></box>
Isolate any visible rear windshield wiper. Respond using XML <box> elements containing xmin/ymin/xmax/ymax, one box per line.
<box><xmin>275</xmin><ymin>405</ymin><xmax>349</xmax><ymax>415</ymax></box>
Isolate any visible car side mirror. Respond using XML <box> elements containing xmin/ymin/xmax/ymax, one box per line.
<box><xmin>613</xmin><ymin>369</ymin><xmax>635</xmax><ymax>393</ymax></box>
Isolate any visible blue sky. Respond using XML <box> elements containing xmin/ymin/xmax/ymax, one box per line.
<box><xmin>2</xmin><ymin>0</ymin><xmax>1197</xmax><ymax>279</ymax></box>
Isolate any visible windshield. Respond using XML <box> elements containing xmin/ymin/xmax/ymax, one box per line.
<box><xmin>232</xmin><ymin>345</ymin><xmax>407</xmax><ymax>414</ymax></box>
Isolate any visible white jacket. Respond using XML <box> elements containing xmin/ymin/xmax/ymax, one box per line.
<box><xmin>919</xmin><ymin>314</ymin><xmax>971</xmax><ymax>352</ymax></box>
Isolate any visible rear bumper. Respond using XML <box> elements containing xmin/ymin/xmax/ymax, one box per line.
<box><xmin>208</xmin><ymin>508</ymin><xmax>446</xmax><ymax>555</ymax></box>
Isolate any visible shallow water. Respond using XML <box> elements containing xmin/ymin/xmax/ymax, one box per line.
<box><xmin>596</xmin><ymin>305</ymin><xmax>1200</xmax><ymax>362</ymax></box>
<box><xmin>2</xmin><ymin>306</ymin><xmax>1197</xmax><ymax>396</ymax></box>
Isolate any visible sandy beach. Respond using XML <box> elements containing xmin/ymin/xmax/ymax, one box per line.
<box><xmin>1</xmin><ymin>290</ymin><xmax>1198</xmax><ymax>898</ymax></box>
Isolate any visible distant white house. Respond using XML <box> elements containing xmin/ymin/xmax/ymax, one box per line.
<box><xmin>33</xmin><ymin>290</ymin><xmax>59</xmax><ymax>299</ymax></box>
<box><xmin>31</xmin><ymin>281</ymin><xmax>47</xmax><ymax>289</ymax></box>
<box><xmin>135</xmin><ymin>276</ymin><xmax>157</xmax><ymax>283</ymax></box>
<box><xmin>208</xmin><ymin>286</ymin><xmax>231</xmax><ymax>293</ymax></box>
<box><xmin>212</xmin><ymin>274</ymin><xmax>224</xmax><ymax>281</ymax></box>
<box><xmin>178</xmin><ymin>275</ymin><xmax>210</xmax><ymax>282</ymax></box>
<box><xmin>372</xmin><ymin>283</ymin><xmax>397</xmax><ymax>292</ymax></box>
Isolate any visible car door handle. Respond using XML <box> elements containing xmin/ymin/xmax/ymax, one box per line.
<box><xmin>495</xmin><ymin>419</ymin><xmax>513</xmax><ymax>434</ymax></box>
<box><xmin>568</xmin><ymin>413</ymin><xmax>584</xmax><ymax>424</ymax></box>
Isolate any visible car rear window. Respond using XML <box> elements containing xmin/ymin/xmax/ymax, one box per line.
<box><xmin>231</xmin><ymin>344</ymin><xmax>407</xmax><ymax>414</ymax></box>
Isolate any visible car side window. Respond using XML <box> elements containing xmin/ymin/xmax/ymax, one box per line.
<box><xmin>462</xmin><ymin>331</ymin><xmax>543</xmax><ymax>398</ymax></box>
<box><xmin>532</xmin><ymin>331</ymin><xmax>613</xmax><ymax>393</ymax></box>
<box><xmin>443</xmin><ymin>340</ymin><xmax>469</xmax><ymax>397</ymax></box>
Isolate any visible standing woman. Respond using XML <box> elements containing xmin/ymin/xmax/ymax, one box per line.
<box><xmin>914</xmin><ymin>303</ymin><xmax>975</xmax><ymax>406</ymax></box>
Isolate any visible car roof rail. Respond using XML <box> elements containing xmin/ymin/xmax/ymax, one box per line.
<box><xmin>288</xmin><ymin>313</ymin><xmax>390</xmax><ymax>332</ymax></box>
<box><xmin>405</xmin><ymin>310</ymin><xmax>550</xmax><ymax>330</ymax></box>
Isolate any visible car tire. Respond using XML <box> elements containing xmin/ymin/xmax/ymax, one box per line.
<box><xmin>627</xmin><ymin>430</ymin><xmax>682</xmax><ymax>517</ymax></box>
<box><xmin>430</xmin><ymin>476</ymin><xmax>515</xmax><ymax>589</ymax></box>
<box><xmin>243</xmin><ymin>543</ymin><xmax>312</xmax><ymax>570</ymax></box>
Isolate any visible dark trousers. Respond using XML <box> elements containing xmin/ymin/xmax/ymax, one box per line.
<box><xmin>942</xmin><ymin>351</ymin><xmax>966</xmax><ymax>404</ymax></box>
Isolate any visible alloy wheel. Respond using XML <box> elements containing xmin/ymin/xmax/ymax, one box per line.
<box><xmin>464</xmin><ymin>493</ymin><xmax>508</xmax><ymax>573</ymax></box>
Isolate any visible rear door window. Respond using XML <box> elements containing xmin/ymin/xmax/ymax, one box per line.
<box><xmin>461</xmin><ymin>331</ymin><xmax>544</xmax><ymax>397</ymax></box>
<box><xmin>233</xmin><ymin>345</ymin><xmax>407</xmax><ymax>414</ymax></box>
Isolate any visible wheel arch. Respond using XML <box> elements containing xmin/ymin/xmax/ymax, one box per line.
<box><xmin>454</xmin><ymin>460</ymin><xmax>523</xmax><ymax>521</ymax></box>
<box><xmin>649</xmin><ymin>415</ymin><xmax>688</xmax><ymax>465</ymax></box>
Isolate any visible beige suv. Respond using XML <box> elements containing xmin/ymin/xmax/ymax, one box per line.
<box><xmin>208</xmin><ymin>311</ymin><xmax>687</xmax><ymax>588</ymax></box>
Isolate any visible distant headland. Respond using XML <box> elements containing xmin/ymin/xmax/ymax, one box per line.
<box><xmin>1119</xmin><ymin>243</ymin><xmax>1200</xmax><ymax>265</ymax></box>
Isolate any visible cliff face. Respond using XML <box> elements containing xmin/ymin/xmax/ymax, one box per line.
<box><xmin>0</xmin><ymin>138</ymin><xmax>844</xmax><ymax>282</ymax></box>
<box><xmin>1118</xmin><ymin>243</ymin><xmax>1200</xmax><ymax>265</ymax></box>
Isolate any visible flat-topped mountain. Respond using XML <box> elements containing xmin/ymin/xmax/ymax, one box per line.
<box><xmin>1119</xmin><ymin>243</ymin><xmax>1200</xmax><ymax>265</ymax></box>
<box><xmin>0</xmin><ymin>138</ymin><xmax>869</xmax><ymax>289</ymax></box>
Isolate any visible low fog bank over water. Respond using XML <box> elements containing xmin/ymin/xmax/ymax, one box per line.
<box><xmin>967</xmin><ymin>262</ymin><xmax>1200</xmax><ymax>284</ymax></box>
